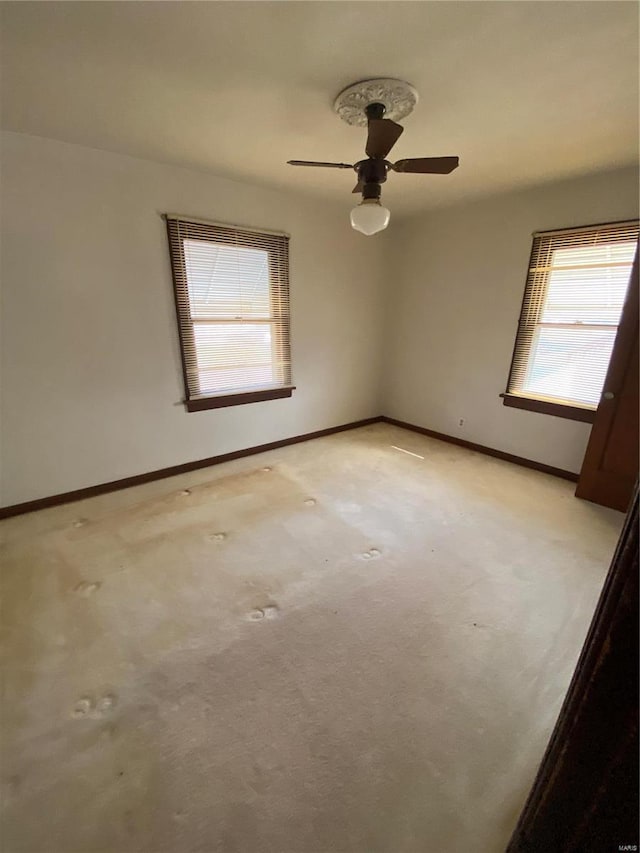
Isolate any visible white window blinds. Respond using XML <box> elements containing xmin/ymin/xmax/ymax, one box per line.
<box><xmin>166</xmin><ymin>216</ymin><xmax>292</xmax><ymax>407</ymax></box>
<box><xmin>507</xmin><ymin>220</ymin><xmax>639</xmax><ymax>410</ymax></box>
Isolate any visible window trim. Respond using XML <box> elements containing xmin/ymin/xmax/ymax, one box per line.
<box><xmin>165</xmin><ymin>214</ymin><xmax>294</xmax><ymax>412</ymax></box>
<box><xmin>500</xmin><ymin>392</ymin><xmax>595</xmax><ymax>423</ymax></box>
<box><xmin>185</xmin><ymin>385</ymin><xmax>295</xmax><ymax>413</ymax></box>
<box><xmin>502</xmin><ymin>219</ymin><xmax>638</xmax><ymax>422</ymax></box>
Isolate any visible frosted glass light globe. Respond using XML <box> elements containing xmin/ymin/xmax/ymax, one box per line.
<box><xmin>350</xmin><ymin>199</ymin><xmax>391</xmax><ymax>235</ymax></box>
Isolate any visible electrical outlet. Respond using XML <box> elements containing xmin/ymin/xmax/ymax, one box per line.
<box><xmin>458</xmin><ymin>418</ymin><xmax>465</xmax><ymax>427</ymax></box>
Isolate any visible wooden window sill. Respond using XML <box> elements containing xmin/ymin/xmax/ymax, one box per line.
<box><xmin>501</xmin><ymin>393</ymin><xmax>596</xmax><ymax>424</ymax></box>
<box><xmin>186</xmin><ymin>386</ymin><xmax>295</xmax><ymax>412</ymax></box>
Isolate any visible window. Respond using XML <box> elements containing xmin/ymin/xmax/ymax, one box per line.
<box><xmin>166</xmin><ymin>215</ymin><xmax>293</xmax><ymax>412</ymax></box>
<box><xmin>503</xmin><ymin>220</ymin><xmax>639</xmax><ymax>423</ymax></box>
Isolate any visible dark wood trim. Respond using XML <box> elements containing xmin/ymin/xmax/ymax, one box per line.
<box><xmin>575</xmin><ymin>250</ymin><xmax>639</xmax><ymax>511</ymax></box>
<box><xmin>506</xmin><ymin>485</ymin><xmax>638</xmax><ymax>852</ymax></box>
<box><xmin>381</xmin><ymin>416</ymin><xmax>579</xmax><ymax>481</ymax></box>
<box><xmin>0</xmin><ymin>417</ymin><xmax>382</xmax><ymax>520</ymax></box>
<box><xmin>0</xmin><ymin>415</ymin><xmax>580</xmax><ymax>520</ymax></box>
<box><xmin>501</xmin><ymin>393</ymin><xmax>596</xmax><ymax>424</ymax></box>
<box><xmin>186</xmin><ymin>386</ymin><xmax>295</xmax><ymax>412</ymax></box>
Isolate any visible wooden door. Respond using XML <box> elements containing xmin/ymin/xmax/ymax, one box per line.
<box><xmin>576</xmin><ymin>251</ymin><xmax>639</xmax><ymax>511</ymax></box>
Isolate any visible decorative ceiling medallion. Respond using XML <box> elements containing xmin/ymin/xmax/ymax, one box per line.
<box><xmin>334</xmin><ymin>78</ymin><xmax>419</xmax><ymax>127</ymax></box>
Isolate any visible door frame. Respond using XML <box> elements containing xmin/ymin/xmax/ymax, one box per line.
<box><xmin>506</xmin><ymin>485</ymin><xmax>639</xmax><ymax>851</ymax></box>
<box><xmin>576</xmin><ymin>250</ymin><xmax>639</xmax><ymax>511</ymax></box>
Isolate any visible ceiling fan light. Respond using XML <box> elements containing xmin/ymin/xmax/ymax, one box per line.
<box><xmin>350</xmin><ymin>198</ymin><xmax>391</xmax><ymax>236</ymax></box>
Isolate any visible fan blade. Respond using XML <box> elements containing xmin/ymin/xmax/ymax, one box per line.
<box><xmin>352</xmin><ymin>181</ymin><xmax>364</xmax><ymax>194</ymax></box>
<box><xmin>287</xmin><ymin>160</ymin><xmax>353</xmax><ymax>169</ymax></box>
<box><xmin>392</xmin><ymin>156</ymin><xmax>459</xmax><ymax>174</ymax></box>
<box><xmin>365</xmin><ymin>119</ymin><xmax>404</xmax><ymax>159</ymax></box>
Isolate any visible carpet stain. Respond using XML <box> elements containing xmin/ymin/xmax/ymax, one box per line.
<box><xmin>73</xmin><ymin>580</ymin><xmax>102</xmax><ymax>596</ymax></box>
<box><xmin>361</xmin><ymin>548</ymin><xmax>381</xmax><ymax>560</ymax></box>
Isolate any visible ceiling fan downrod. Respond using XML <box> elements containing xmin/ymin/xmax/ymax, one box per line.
<box><xmin>365</xmin><ymin>102</ymin><xmax>386</xmax><ymax>122</ymax></box>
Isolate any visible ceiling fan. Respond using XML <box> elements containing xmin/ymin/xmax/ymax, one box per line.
<box><xmin>287</xmin><ymin>79</ymin><xmax>459</xmax><ymax>235</ymax></box>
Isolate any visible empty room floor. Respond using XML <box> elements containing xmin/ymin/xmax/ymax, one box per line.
<box><xmin>1</xmin><ymin>423</ymin><xmax>623</xmax><ymax>853</ymax></box>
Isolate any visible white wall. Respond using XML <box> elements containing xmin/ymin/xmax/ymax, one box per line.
<box><xmin>0</xmin><ymin>132</ymin><xmax>387</xmax><ymax>506</ymax></box>
<box><xmin>2</xmin><ymin>132</ymin><xmax>637</xmax><ymax>506</ymax></box>
<box><xmin>383</xmin><ymin>167</ymin><xmax>639</xmax><ymax>474</ymax></box>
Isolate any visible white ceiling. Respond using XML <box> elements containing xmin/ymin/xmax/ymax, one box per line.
<box><xmin>2</xmin><ymin>1</ymin><xmax>638</xmax><ymax>217</ymax></box>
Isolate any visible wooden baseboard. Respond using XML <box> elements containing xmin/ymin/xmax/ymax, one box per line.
<box><xmin>0</xmin><ymin>417</ymin><xmax>383</xmax><ymax>519</ymax></box>
<box><xmin>0</xmin><ymin>414</ymin><xmax>579</xmax><ymax>520</ymax></box>
<box><xmin>380</xmin><ymin>416</ymin><xmax>579</xmax><ymax>482</ymax></box>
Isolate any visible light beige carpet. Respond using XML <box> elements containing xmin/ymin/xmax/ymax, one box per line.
<box><xmin>0</xmin><ymin>423</ymin><xmax>623</xmax><ymax>853</ymax></box>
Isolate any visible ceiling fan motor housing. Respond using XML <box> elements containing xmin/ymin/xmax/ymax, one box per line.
<box><xmin>357</xmin><ymin>157</ymin><xmax>388</xmax><ymax>189</ymax></box>
<box><xmin>365</xmin><ymin>102</ymin><xmax>386</xmax><ymax>121</ymax></box>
